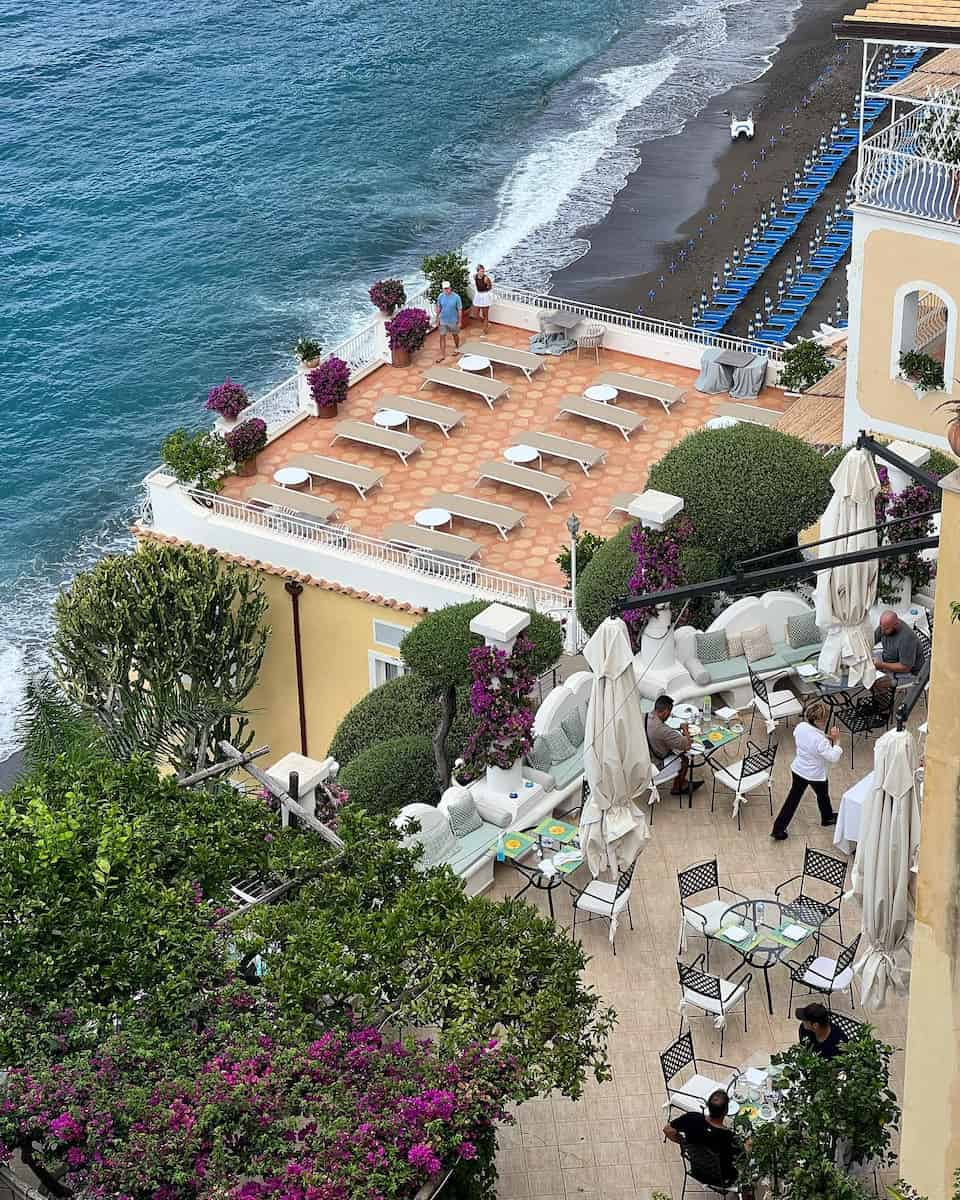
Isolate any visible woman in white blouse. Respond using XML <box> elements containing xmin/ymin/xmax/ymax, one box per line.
<box><xmin>771</xmin><ymin>699</ymin><xmax>842</xmax><ymax>840</ymax></box>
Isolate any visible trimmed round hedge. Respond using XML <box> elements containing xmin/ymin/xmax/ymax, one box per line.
<box><xmin>328</xmin><ymin>674</ymin><xmax>472</xmax><ymax>769</ymax></box>
<box><xmin>337</xmin><ymin>735</ymin><xmax>440</xmax><ymax>818</ymax></box>
<box><xmin>647</xmin><ymin>425</ymin><xmax>834</xmax><ymax>569</ymax></box>
<box><xmin>575</xmin><ymin>524</ymin><xmax>635</xmax><ymax>637</ymax></box>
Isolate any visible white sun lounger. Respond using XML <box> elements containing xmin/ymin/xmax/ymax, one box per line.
<box><xmin>376</xmin><ymin>395</ymin><xmax>465</xmax><ymax>438</ymax></box>
<box><xmin>459</xmin><ymin>340</ymin><xmax>546</xmax><ymax>381</ymax></box>
<box><xmin>593</xmin><ymin>371</ymin><xmax>685</xmax><ymax>414</ymax></box>
<box><xmin>331</xmin><ymin>420</ymin><xmax>423</xmax><ymax>465</ymax></box>
<box><xmin>475</xmin><ymin>461</ymin><xmax>571</xmax><ymax>509</ymax></box>
<box><xmin>513</xmin><ymin>431</ymin><xmax>606</xmax><ymax>475</ymax></box>
<box><xmin>383</xmin><ymin>523</ymin><xmax>482</xmax><ymax>561</ymax></box>
<box><xmin>244</xmin><ymin>483</ymin><xmax>339</xmax><ymax>523</ymax></box>
<box><xmin>287</xmin><ymin>453</ymin><xmax>385</xmax><ymax>500</ymax></box>
<box><xmin>429</xmin><ymin>492</ymin><xmax>525</xmax><ymax>540</ymax></box>
<box><xmin>606</xmin><ymin>490</ymin><xmax>639</xmax><ymax>520</ymax></box>
<box><xmin>420</xmin><ymin>366</ymin><xmax>511</xmax><ymax>409</ymax></box>
<box><xmin>556</xmin><ymin>395</ymin><xmax>646</xmax><ymax>441</ymax></box>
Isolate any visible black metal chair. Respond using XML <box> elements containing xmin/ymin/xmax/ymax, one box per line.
<box><xmin>659</xmin><ymin>1031</ymin><xmax>737</xmax><ymax>1120</ymax></box>
<box><xmin>569</xmin><ymin>856</ymin><xmax>637</xmax><ymax>956</ymax></box>
<box><xmin>678</xmin><ymin>1132</ymin><xmax>741</xmax><ymax>1198</ymax></box>
<box><xmin>677</xmin><ymin>955</ymin><xmax>751</xmax><ymax>1057</ymax></box>
<box><xmin>788</xmin><ymin>931</ymin><xmax>862</xmax><ymax>1012</ymax></box>
<box><xmin>747</xmin><ymin>663</ymin><xmax>802</xmax><ymax>735</ymax></box>
<box><xmin>677</xmin><ymin>859</ymin><xmax>747</xmax><ymax>969</ymax></box>
<box><xmin>775</xmin><ymin>846</ymin><xmax>848</xmax><ymax>942</ymax></box>
<box><xmin>705</xmin><ymin>739</ymin><xmax>778</xmax><ymax>831</ymax></box>
<box><xmin>834</xmin><ymin>686</ymin><xmax>895</xmax><ymax>767</ymax></box>
<box><xmin>827</xmin><ymin>1009</ymin><xmax>870</xmax><ymax>1043</ymax></box>
<box><xmin>916</xmin><ymin>627</ymin><xmax>932</xmax><ymax>712</ymax></box>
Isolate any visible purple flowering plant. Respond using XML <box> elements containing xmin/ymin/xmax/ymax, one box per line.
<box><xmin>368</xmin><ymin>279</ymin><xmax>407</xmax><ymax>315</ymax></box>
<box><xmin>224</xmin><ymin>417</ymin><xmax>267</xmax><ymax>464</ymax></box>
<box><xmin>462</xmin><ymin>635</ymin><xmax>537</xmax><ymax>773</ymax></box>
<box><xmin>625</xmin><ymin>516</ymin><xmax>694</xmax><ymax>638</ymax></box>
<box><xmin>205</xmin><ymin>377</ymin><xmax>250</xmax><ymax>420</ymax></box>
<box><xmin>384</xmin><ymin>308</ymin><xmax>430</xmax><ymax>354</ymax></box>
<box><xmin>307</xmin><ymin>357</ymin><xmax>350</xmax><ymax>411</ymax></box>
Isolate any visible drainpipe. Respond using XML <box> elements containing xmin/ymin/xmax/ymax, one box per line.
<box><xmin>284</xmin><ymin>579</ymin><xmax>308</xmax><ymax>755</ymax></box>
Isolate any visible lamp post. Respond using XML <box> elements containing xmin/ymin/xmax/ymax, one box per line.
<box><xmin>567</xmin><ymin>512</ymin><xmax>580</xmax><ymax>655</ymax></box>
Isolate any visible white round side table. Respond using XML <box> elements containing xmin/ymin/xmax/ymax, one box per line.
<box><xmin>415</xmin><ymin>507</ymin><xmax>453</xmax><ymax>529</ymax></box>
<box><xmin>584</xmin><ymin>384</ymin><xmax>618</xmax><ymax>404</ymax></box>
<box><xmin>504</xmin><ymin>444</ymin><xmax>541</xmax><ymax>467</ymax></box>
<box><xmin>273</xmin><ymin>466</ymin><xmax>311</xmax><ymax>491</ymax></box>
<box><xmin>458</xmin><ymin>354</ymin><xmax>493</xmax><ymax>376</ymax></box>
<box><xmin>374</xmin><ymin>408</ymin><xmax>409</xmax><ymax>430</ymax></box>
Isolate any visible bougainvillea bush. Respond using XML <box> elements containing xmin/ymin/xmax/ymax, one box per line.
<box><xmin>385</xmin><ymin>307</ymin><xmax>430</xmax><ymax>354</ymax></box>
<box><xmin>462</xmin><ymin>635</ymin><xmax>536</xmax><ymax>772</ymax></box>
<box><xmin>368</xmin><ymin>278</ymin><xmax>406</xmax><ymax>314</ymax></box>
<box><xmin>204</xmin><ymin>377</ymin><xmax>249</xmax><ymax>420</ymax></box>
<box><xmin>307</xmin><ymin>357</ymin><xmax>350</xmax><ymax>411</ymax></box>
<box><xmin>0</xmin><ymin>1024</ymin><xmax>517</xmax><ymax>1200</ymax></box>
<box><xmin>223</xmin><ymin>416</ymin><xmax>267</xmax><ymax>464</ymax></box>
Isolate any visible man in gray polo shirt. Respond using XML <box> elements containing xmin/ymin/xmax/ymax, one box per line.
<box><xmin>873</xmin><ymin>610</ymin><xmax>925</xmax><ymax>683</ymax></box>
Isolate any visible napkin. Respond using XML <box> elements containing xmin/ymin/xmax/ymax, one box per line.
<box><xmin>782</xmin><ymin>923</ymin><xmax>808</xmax><ymax>940</ymax></box>
<box><xmin>722</xmin><ymin>926</ymin><xmax>749</xmax><ymax>942</ymax></box>
<box><xmin>714</xmin><ymin>706</ymin><xmax>738</xmax><ymax>721</ymax></box>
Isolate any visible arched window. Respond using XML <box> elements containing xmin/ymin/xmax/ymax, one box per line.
<box><xmin>891</xmin><ymin>280</ymin><xmax>956</xmax><ymax>392</ymax></box>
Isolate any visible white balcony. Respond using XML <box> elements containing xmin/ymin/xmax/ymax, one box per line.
<box><xmin>856</xmin><ymin>103</ymin><xmax>960</xmax><ymax>225</ymax></box>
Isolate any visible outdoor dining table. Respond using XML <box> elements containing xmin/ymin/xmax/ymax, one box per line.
<box><xmin>712</xmin><ymin>897</ymin><xmax>827</xmax><ymax>1014</ymax></box>
<box><xmin>496</xmin><ymin>817</ymin><xmax>584</xmax><ymax>921</ymax></box>
<box><xmin>791</xmin><ymin>663</ymin><xmax>862</xmax><ymax>715</ymax></box>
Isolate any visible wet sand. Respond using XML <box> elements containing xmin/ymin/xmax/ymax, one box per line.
<box><xmin>551</xmin><ymin>0</ymin><xmax>862</xmax><ymax>339</ymax></box>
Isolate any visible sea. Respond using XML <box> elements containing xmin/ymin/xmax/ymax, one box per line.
<box><xmin>0</xmin><ymin>0</ymin><xmax>801</xmax><ymax>758</ymax></box>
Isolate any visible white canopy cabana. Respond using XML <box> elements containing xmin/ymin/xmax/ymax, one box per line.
<box><xmin>849</xmin><ymin>727</ymin><xmax>921</xmax><ymax>1009</ymax></box>
<box><xmin>815</xmin><ymin>447</ymin><xmax>881</xmax><ymax>689</ymax></box>
<box><xmin>580</xmin><ymin>618</ymin><xmax>654</xmax><ymax>884</ymax></box>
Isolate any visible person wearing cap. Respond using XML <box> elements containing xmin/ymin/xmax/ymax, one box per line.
<box><xmin>796</xmin><ymin>1002</ymin><xmax>849</xmax><ymax>1060</ymax></box>
<box><xmin>434</xmin><ymin>281</ymin><xmax>462</xmax><ymax>362</ymax></box>
<box><xmin>663</xmin><ymin>1089</ymin><xmax>741</xmax><ymax>1189</ymax></box>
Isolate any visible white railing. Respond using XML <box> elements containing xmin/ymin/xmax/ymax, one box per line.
<box><xmin>493</xmin><ymin>285</ymin><xmax>786</xmax><ymax>362</ymax></box>
<box><xmin>243</xmin><ymin>374</ymin><xmax>301</xmax><ymax>432</ymax></box>
<box><xmin>185</xmin><ymin>486</ymin><xmax>572</xmax><ymax>613</ymax></box>
<box><xmin>857</xmin><ymin>103</ymin><xmax>960</xmax><ymax>224</ymax></box>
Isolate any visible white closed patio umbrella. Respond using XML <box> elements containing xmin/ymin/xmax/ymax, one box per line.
<box><xmin>579</xmin><ymin>618</ymin><xmax>655</xmax><ymax>882</ymax></box>
<box><xmin>815</xmin><ymin>447</ymin><xmax>881</xmax><ymax>690</ymax></box>
<box><xmin>849</xmin><ymin>727</ymin><xmax>921</xmax><ymax>1009</ymax></box>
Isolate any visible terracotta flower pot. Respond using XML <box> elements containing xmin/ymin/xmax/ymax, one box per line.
<box><xmin>316</xmin><ymin>403</ymin><xmax>338</xmax><ymax>419</ymax></box>
<box><xmin>234</xmin><ymin>457</ymin><xmax>257</xmax><ymax>477</ymax></box>
<box><xmin>299</xmin><ymin>357</ymin><xmax>321</xmax><ymax>370</ymax></box>
<box><xmin>392</xmin><ymin>346</ymin><xmax>412</xmax><ymax>367</ymax></box>
<box><xmin>948</xmin><ymin>420</ymin><xmax>960</xmax><ymax>457</ymax></box>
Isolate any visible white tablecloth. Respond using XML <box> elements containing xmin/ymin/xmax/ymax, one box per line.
<box><xmin>834</xmin><ymin>771</ymin><xmax>874</xmax><ymax>853</ymax></box>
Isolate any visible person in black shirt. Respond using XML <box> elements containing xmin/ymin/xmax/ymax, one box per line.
<box><xmin>664</xmin><ymin>1089</ymin><xmax>739</xmax><ymax>1187</ymax></box>
<box><xmin>796</xmin><ymin>1002</ymin><xmax>849</xmax><ymax>1060</ymax></box>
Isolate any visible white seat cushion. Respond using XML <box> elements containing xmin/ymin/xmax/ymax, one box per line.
<box><xmin>654</xmin><ymin>754</ymin><xmax>683</xmax><ymax>785</ymax></box>
<box><xmin>683</xmin><ymin>898</ymin><xmax>732</xmax><ymax>936</ymax></box>
<box><xmin>801</xmin><ymin>956</ymin><xmax>853</xmax><ymax>991</ymax></box>
<box><xmin>575</xmin><ymin>879</ymin><xmax>631</xmax><ymax>916</ymax></box>
<box><xmin>755</xmin><ymin>690</ymin><xmax>803</xmax><ymax>720</ymax></box>
<box><xmin>682</xmin><ymin>978</ymin><xmax>748</xmax><ymax>1015</ymax></box>
<box><xmin>714</xmin><ymin>762</ymin><xmax>771</xmax><ymax>793</ymax></box>
<box><xmin>668</xmin><ymin>1073</ymin><xmax>728</xmax><ymax>1113</ymax></box>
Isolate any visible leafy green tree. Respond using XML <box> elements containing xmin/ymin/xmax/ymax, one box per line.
<box><xmin>160</xmin><ymin>427</ymin><xmax>233</xmax><ymax>491</ymax></box>
<box><xmin>52</xmin><ymin>542</ymin><xmax>269</xmax><ymax>774</ymax></box>
<box><xmin>421</xmin><ymin>249</ymin><xmax>473</xmax><ymax>308</ymax></box>
<box><xmin>400</xmin><ymin>602</ymin><xmax>563</xmax><ymax>786</ymax></box>
<box><xmin>779</xmin><ymin>338</ymin><xmax>830</xmax><ymax>392</ymax></box>
<box><xmin>337</xmin><ymin>734</ymin><xmax>440</xmax><ymax>816</ymax></box>
<box><xmin>17</xmin><ymin>675</ymin><xmax>103</xmax><ymax>770</ymax></box>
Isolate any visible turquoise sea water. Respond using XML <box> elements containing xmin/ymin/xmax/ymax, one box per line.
<box><xmin>0</xmin><ymin>0</ymin><xmax>799</xmax><ymax>752</ymax></box>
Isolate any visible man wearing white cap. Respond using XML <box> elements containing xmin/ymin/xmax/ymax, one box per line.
<box><xmin>435</xmin><ymin>280</ymin><xmax>462</xmax><ymax>362</ymax></box>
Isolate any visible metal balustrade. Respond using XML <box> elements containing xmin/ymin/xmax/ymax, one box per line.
<box><xmin>857</xmin><ymin>103</ymin><xmax>960</xmax><ymax>224</ymax></box>
<box><xmin>184</xmin><ymin>487</ymin><xmax>572</xmax><ymax>614</ymax></box>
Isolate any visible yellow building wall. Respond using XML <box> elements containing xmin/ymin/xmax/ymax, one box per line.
<box><xmin>857</xmin><ymin>227</ymin><xmax>959</xmax><ymax>440</ymax></box>
<box><xmin>899</xmin><ymin>471</ymin><xmax>960</xmax><ymax>1195</ymax></box>
<box><xmin>241</xmin><ymin>571</ymin><xmax>422</xmax><ymax>762</ymax></box>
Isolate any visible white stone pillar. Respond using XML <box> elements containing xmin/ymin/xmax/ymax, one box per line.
<box><xmin>266</xmin><ymin>752</ymin><xmax>338</xmax><ymax>827</ymax></box>
<box><xmin>885</xmin><ymin>439</ymin><xmax>931</xmax><ymax>495</ymax></box>
<box><xmin>469</xmin><ymin>603</ymin><xmax>532</xmax><ymax>796</ymax></box>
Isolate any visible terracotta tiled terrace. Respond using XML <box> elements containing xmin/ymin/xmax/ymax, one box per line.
<box><xmin>485</xmin><ymin>711</ymin><xmax>917</xmax><ymax>1200</ymax></box>
<box><xmin>223</xmin><ymin>321</ymin><xmax>788</xmax><ymax>585</ymax></box>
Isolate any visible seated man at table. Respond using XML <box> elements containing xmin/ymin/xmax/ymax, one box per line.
<box><xmin>872</xmin><ymin>610</ymin><xmax>925</xmax><ymax>686</ymax></box>
<box><xmin>645</xmin><ymin>694</ymin><xmax>703</xmax><ymax>796</ymax></box>
<box><xmin>663</xmin><ymin>1089</ymin><xmax>740</xmax><ymax>1189</ymax></box>
<box><xmin>796</xmin><ymin>1002</ymin><xmax>849</xmax><ymax>1060</ymax></box>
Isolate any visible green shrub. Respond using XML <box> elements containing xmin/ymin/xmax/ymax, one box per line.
<box><xmin>160</xmin><ymin>428</ymin><xmax>232</xmax><ymax>492</ymax></box>
<box><xmin>575</xmin><ymin>524</ymin><xmax>636</xmax><ymax>636</ymax></box>
<box><xmin>900</xmin><ymin>349</ymin><xmax>945</xmax><ymax>391</ymax></box>
<box><xmin>779</xmin><ymin>339</ymin><xmax>830</xmax><ymax>392</ymax></box>
<box><xmin>555</xmin><ymin>530</ymin><xmax>606</xmax><ymax>583</ymax></box>
<box><xmin>337</xmin><ymin>735</ymin><xmax>440</xmax><ymax>817</ymax></box>
<box><xmin>328</xmin><ymin>674</ymin><xmax>472</xmax><ymax>768</ymax></box>
<box><xmin>421</xmin><ymin>249</ymin><xmax>472</xmax><ymax>308</ymax></box>
<box><xmin>678</xmin><ymin>545</ymin><xmax>724</xmax><ymax>628</ymax></box>
<box><xmin>647</xmin><ymin>425</ymin><xmax>834</xmax><ymax>570</ymax></box>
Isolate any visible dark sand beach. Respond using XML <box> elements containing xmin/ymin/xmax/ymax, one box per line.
<box><xmin>552</xmin><ymin>0</ymin><xmax>864</xmax><ymax>339</ymax></box>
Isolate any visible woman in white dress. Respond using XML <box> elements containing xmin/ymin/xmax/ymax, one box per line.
<box><xmin>473</xmin><ymin>264</ymin><xmax>493</xmax><ymax>335</ymax></box>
